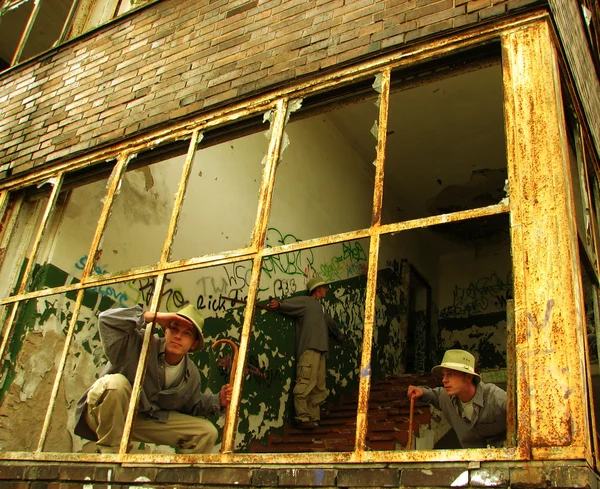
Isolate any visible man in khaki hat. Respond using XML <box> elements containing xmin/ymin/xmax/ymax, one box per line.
<box><xmin>407</xmin><ymin>349</ymin><xmax>506</xmax><ymax>448</ymax></box>
<box><xmin>269</xmin><ymin>275</ymin><xmax>346</xmax><ymax>428</ymax></box>
<box><xmin>74</xmin><ymin>304</ymin><xmax>232</xmax><ymax>453</ymax></box>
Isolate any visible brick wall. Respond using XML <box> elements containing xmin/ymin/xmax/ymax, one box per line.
<box><xmin>0</xmin><ymin>460</ymin><xmax>597</xmax><ymax>488</ymax></box>
<box><xmin>0</xmin><ymin>0</ymin><xmax>541</xmax><ymax>176</ymax></box>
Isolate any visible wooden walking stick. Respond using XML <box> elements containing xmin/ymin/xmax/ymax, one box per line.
<box><xmin>407</xmin><ymin>395</ymin><xmax>415</xmax><ymax>451</ymax></box>
<box><xmin>212</xmin><ymin>339</ymin><xmax>239</xmax><ymax>386</ymax></box>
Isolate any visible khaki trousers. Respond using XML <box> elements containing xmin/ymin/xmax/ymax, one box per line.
<box><xmin>293</xmin><ymin>349</ymin><xmax>327</xmax><ymax>423</ymax></box>
<box><xmin>85</xmin><ymin>374</ymin><xmax>218</xmax><ymax>454</ymax></box>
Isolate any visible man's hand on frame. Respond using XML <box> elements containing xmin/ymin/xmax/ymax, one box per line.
<box><xmin>220</xmin><ymin>384</ymin><xmax>233</xmax><ymax>407</ymax></box>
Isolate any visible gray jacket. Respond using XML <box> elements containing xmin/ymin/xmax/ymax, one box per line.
<box><xmin>420</xmin><ymin>381</ymin><xmax>507</xmax><ymax>448</ymax></box>
<box><xmin>278</xmin><ymin>295</ymin><xmax>345</xmax><ymax>358</ymax></box>
<box><xmin>74</xmin><ymin>305</ymin><xmax>221</xmax><ymax>441</ymax></box>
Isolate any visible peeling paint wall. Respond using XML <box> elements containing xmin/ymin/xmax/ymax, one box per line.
<box><xmin>0</xmin><ymin>256</ymin><xmax>409</xmax><ymax>452</ymax></box>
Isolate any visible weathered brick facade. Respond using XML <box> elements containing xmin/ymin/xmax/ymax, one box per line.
<box><xmin>0</xmin><ymin>0</ymin><xmax>542</xmax><ymax>176</ymax></box>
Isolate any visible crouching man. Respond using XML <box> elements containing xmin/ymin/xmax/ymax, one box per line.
<box><xmin>407</xmin><ymin>349</ymin><xmax>506</xmax><ymax>448</ymax></box>
<box><xmin>74</xmin><ymin>304</ymin><xmax>232</xmax><ymax>454</ymax></box>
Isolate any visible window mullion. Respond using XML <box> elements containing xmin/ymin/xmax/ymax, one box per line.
<box><xmin>37</xmin><ymin>288</ymin><xmax>86</xmax><ymax>452</ymax></box>
<box><xmin>160</xmin><ymin>130</ymin><xmax>201</xmax><ymax>264</ymax></box>
<box><xmin>120</xmin><ymin>274</ymin><xmax>165</xmax><ymax>455</ymax></box>
<box><xmin>0</xmin><ymin>174</ymin><xmax>64</xmax><ymax>362</ymax></box>
<box><xmin>10</xmin><ymin>0</ymin><xmax>42</xmax><ymax>66</ymax></box>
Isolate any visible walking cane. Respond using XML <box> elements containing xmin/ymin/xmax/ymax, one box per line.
<box><xmin>212</xmin><ymin>339</ymin><xmax>239</xmax><ymax>386</ymax></box>
<box><xmin>407</xmin><ymin>395</ymin><xmax>415</xmax><ymax>451</ymax></box>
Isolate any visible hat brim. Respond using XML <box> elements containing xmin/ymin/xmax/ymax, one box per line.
<box><xmin>432</xmin><ymin>363</ymin><xmax>480</xmax><ymax>378</ymax></box>
<box><xmin>308</xmin><ymin>281</ymin><xmax>327</xmax><ymax>294</ymax></box>
<box><xmin>176</xmin><ymin>313</ymin><xmax>205</xmax><ymax>351</ymax></box>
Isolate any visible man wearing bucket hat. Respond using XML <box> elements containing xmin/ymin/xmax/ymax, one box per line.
<box><xmin>407</xmin><ymin>349</ymin><xmax>506</xmax><ymax>448</ymax></box>
<box><xmin>268</xmin><ymin>275</ymin><xmax>346</xmax><ymax>429</ymax></box>
<box><xmin>74</xmin><ymin>304</ymin><xmax>232</xmax><ymax>453</ymax></box>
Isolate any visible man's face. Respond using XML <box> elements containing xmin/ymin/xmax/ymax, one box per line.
<box><xmin>314</xmin><ymin>285</ymin><xmax>328</xmax><ymax>299</ymax></box>
<box><xmin>164</xmin><ymin>318</ymin><xmax>199</xmax><ymax>356</ymax></box>
<box><xmin>441</xmin><ymin>368</ymin><xmax>473</xmax><ymax>397</ymax></box>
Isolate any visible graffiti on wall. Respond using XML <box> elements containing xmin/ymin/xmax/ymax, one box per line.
<box><xmin>438</xmin><ymin>272</ymin><xmax>512</xmax><ymax>370</ymax></box>
<box><xmin>439</xmin><ymin>272</ymin><xmax>512</xmax><ymax>319</ymax></box>
<box><xmin>73</xmin><ymin>228</ymin><xmax>369</xmax><ymax>313</ymax></box>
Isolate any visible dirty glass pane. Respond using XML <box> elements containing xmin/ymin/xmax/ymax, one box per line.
<box><xmin>246</xmin><ymin>239</ymin><xmax>368</xmax><ymax>453</ymax></box>
<box><xmin>0</xmin><ymin>291</ymin><xmax>78</xmax><ymax>453</ymax></box>
<box><xmin>0</xmin><ymin>0</ymin><xmax>33</xmax><ymax>70</ymax></box>
<box><xmin>370</xmin><ymin>213</ymin><xmax>512</xmax><ymax>450</ymax></box>
<box><xmin>170</xmin><ymin>118</ymin><xmax>267</xmax><ymax>261</ymax></box>
<box><xmin>0</xmin><ymin>190</ymin><xmax>50</xmax><ymax>298</ymax></box>
<box><xmin>28</xmin><ymin>167</ymin><xmax>115</xmax><ymax>292</ymax></box>
<box><xmin>20</xmin><ymin>0</ymin><xmax>76</xmax><ymax>62</ymax></box>
<box><xmin>382</xmin><ymin>63</ymin><xmax>507</xmax><ymax>224</ymax></box>
<box><xmin>268</xmin><ymin>79</ymin><xmax>379</xmax><ymax>242</ymax></box>
<box><xmin>92</xmin><ymin>145</ymin><xmax>188</xmax><ymax>276</ymax></box>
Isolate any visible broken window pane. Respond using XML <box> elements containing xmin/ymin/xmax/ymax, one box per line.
<box><xmin>0</xmin><ymin>291</ymin><xmax>81</xmax><ymax>452</ymax></box>
<box><xmin>268</xmin><ymin>78</ymin><xmax>379</xmax><ymax>242</ymax></box>
<box><xmin>382</xmin><ymin>62</ymin><xmax>507</xmax><ymax>224</ymax></box>
<box><xmin>170</xmin><ymin>117</ymin><xmax>268</xmax><ymax>261</ymax></box>
<box><xmin>247</xmin><ymin>239</ymin><xmax>368</xmax><ymax>453</ymax></box>
<box><xmin>0</xmin><ymin>189</ymin><xmax>50</xmax><ymax>298</ymax></box>
<box><xmin>370</xmin><ymin>213</ymin><xmax>512</xmax><ymax>450</ymax></box>
<box><xmin>0</xmin><ymin>0</ymin><xmax>33</xmax><ymax>70</ymax></box>
<box><xmin>27</xmin><ymin>166</ymin><xmax>116</xmax><ymax>292</ymax></box>
<box><xmin>92</xmin><ymin>144</ymin><xmax>189</xmax><ymax>276</ymax></box>
<box><xmin>19</xmin><ymin>0</ymin><xmax>76</xmax><ymax>63</ymax></box>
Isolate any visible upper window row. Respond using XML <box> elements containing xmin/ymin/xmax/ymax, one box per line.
<box><xmin>0</xmin><ymin>0</ymin><xmax>151</xmax><ymax>71</ymax></box>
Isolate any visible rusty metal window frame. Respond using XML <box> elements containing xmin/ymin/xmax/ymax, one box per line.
<box><xmin>0</xmin><ymin>9</ymin><xmax>576</xmax><ymax>465</ymax></box>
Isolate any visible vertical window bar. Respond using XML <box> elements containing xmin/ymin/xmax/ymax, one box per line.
<box><xmin>36</xmin><ymin>156</ymin><xmax>129</xmax><ymax>452</ymax></box>
<box><xmin>506</xmin><ymin>299</ymin><xmax>517</xmax><ymax>447</ymax></box>
<box><xmin>120</xmin><ymin>274</ymin><xmax>165</xmax><ymax>455</ymax></box>
<box><xmin>354</xmin><ymin>69</ymin><xmax>390</xmax><ymax>454</ymax></box>
<box><xmin>221</xmin><ymin>99</ymin><xmax>288</xmax><ymax>453</ymax></box>
<box><xmin>0</xmin><ymin>190</ymin><xmax>14</xmax><ymax>272</ymax></box>
<box><xmin>591</xmin><ymin>286</ymin><xmax>600</xmax><ymax>468</ymax></box>
<box><xmin>576</xmin><ymin>126</ymin><xmax>600</xmax><ymax>273</ymax></box>
<box><xmin>249</xmin><ymin>100</ymin><xmax>288</xmax><ymax>251</ymax></box>
<box><xmin>370</xmin><ymin>69</ymin><xmax>391</xmax><ymax>228</ymax></box>
<box><xmin>0</xmin><ymin>174</ymin><xmax>64</xmax><ymax>363</ymax></box>
<box><xmin>10</xmin><ymin>0</ymin><xmax>42</xmax><ymax>66</ymax></box>
<box><xmin>112</xmin><ymin>0</ymin><xmax>123</xmax><ymax>18</ymax></box>
<box><xmin>36</xmin><ymin>288</ymin><xmax>85</xmax><ymax>452</ymax></box>
<box><xmin>80</xmin><ymin>154</ymin><xmax>131</xmax><ymax>280</ymax></box>
<box><xmin>0</xmin><ymin>191</ymin><xmax>10</xmax><ymax>225</ymax></box>
<box><xmin>55</xmin><ymin>0</ymin><xmax>83</xmax><ymax>46</ymax></box>
<box><xmin>160</xmin><ymin>130</ymin><xmax>201</xmax><ymax>264</ymax></box>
